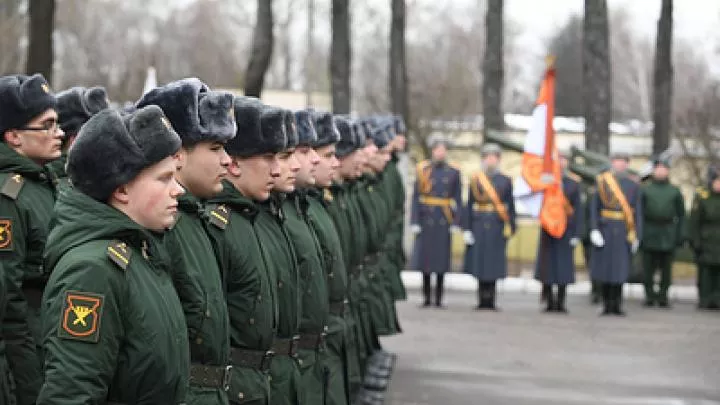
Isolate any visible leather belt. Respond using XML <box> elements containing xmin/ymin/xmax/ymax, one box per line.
<box><xmin>473</xmin><ymin>202</ymin><xmax>500</xmax><ymax>212</ymax></box>
<box><xmin>601</xmin><ymin>209</ymin><xmax>625</xmax><ymax>220</ymax></box>
<box><xmin>189</xmin><ymin>364</ymin><xmax>232</xmax><ymax>391</ymax></box>
<box><xmin>230</xmin><ymin>347</ymin><xmax>274</xmax><ymax>372</ymax></box>
<box><xmin>271</xmin><ymin>336</ymin><xmax>299</xmax><ymax>357</ymax></box>
<box><xmin>296</xmin><ymin>332</ymin><xmax>326</xmax><ymax>351</ymax></box>
<box><xmin>329</xmin><ymin>300</ymin><xmax>347</xmax><ymax>316</ymax></box>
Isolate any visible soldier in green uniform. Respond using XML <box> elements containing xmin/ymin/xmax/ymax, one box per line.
<box><xmin>38</xmin><ymin>106</ymin><xmax>190</xmax><ymax>404</ymax></box>
<box><xmin>47</xmin><ymin>86</ymin><xmax>109</xmax><ymax>182</ymax></box>
<box><xmin>0</xmin><ymin>74</ymin><xmax>62</xmax><ymax>405</ymax></box>
<box><xmin>280</xmin><ymin>110</ymin><xmax>330</xmax><ymax>404</ymax></box>
<box><xmin>306</xmin><ymin>111</ymin><xmax>353</xmax><ymax>405</ymax></box>
<box><xmin>253</xmin><ymin>107</ymin><xmax>303</xmax><ymax>405</ymax></box>
<box><xmin>137</xmin><ymin>79</ymin><xmax>235</xmax><ymax>404</ymax></box>
<box><xmin>688</xmin><ymin>166</ymin><xmax>720</xmax><ymax>310</ymax></box>
<box><xmin>0</xmin><ymin>262</ymin><xmax>12</xmax><ymax>405</ymax></box>
<box><xmin>206</xmin><ymin>97</ymin><xmax>286</xmax><ymax>405</ymax></box>
<box><xmin>640</xmin><ymin>157</ymin><xmax>685</xmax><ymax>308</ymax></box>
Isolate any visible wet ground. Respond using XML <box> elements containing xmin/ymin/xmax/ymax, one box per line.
<box><xmin>382</xmin><ymin>289</ymin><xmax>720</xmax><ymax>405</ymax></box>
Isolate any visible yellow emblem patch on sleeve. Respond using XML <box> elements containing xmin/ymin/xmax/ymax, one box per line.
<box><xmin>0</xmin><ymin>218</ymin><xmax>12</xmax><ymax>251</ymax></box>
<box><xmin>58</xmin><ymin>291</ymin><xmax>104</xmax><ymax>343</ymax></box>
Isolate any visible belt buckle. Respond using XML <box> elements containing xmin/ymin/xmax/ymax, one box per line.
<box><xmin>222</xmin><ymin>365</ymin><xmax>233</xmax><ymax>391</ymax></box>
<box><xmin>262</xmin><ymin>350</ymin><xmax>275</xmax><ymax>372</ymax></box>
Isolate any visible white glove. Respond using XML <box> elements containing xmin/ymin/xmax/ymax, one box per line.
<box><xmin>449</xmin><ymin>225</ymin><xmax>461</xmax><ymax>234</ymax></box>
<box><xmin>463</xmin><ymin>230</ymin><xmax>476</xmax><ymax>245</ymax></box>
<box><xmin>590</xmin><ymin>229</ymin><xmax>605</xmax><ymax>248</ymax></box>
<box><xmin>410</xmin><ymin>224</ymin><xmax>422</xmax><ymax>234</ymax></box>
<box><xmin>569</xmin><ymin>237</ymin><xmax>580</xmax><ymax>247</ymax></box>
<box><xmin>631</xmin><ymin>239</ymin><xmax>640</xmax><ymax>254</ymax></box>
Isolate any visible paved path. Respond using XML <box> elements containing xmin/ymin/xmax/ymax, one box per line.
<box><xmin>382</xmin><ymin>289</ymin><xmax>720</xmax><ymax>405</ymax></box>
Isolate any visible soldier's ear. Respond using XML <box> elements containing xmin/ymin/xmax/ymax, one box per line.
<box><xmin>3</xmin><ymin>130</ymin><xmax>21</xmax><ymax>148</ymax></box>
<box><xmin>109</xmin><ymin>184</ymin><xmax>131</xmax><ymax>205</ymax></box>
<box><xmin>227</xmin><ymin>157</ymin><xmax>242</xmax><ymax>178</ymax></box>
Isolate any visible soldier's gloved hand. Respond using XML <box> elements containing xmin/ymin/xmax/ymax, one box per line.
<box><xmin>631</xmin><ymin>239</ymin><xmax>640</xmax><ymax>254</ymax></box>
<box><xmin>410</xmin><ymin>224</ymin><xmax>422</xmax><ymax>234</ymax></box>
<box><xmin>449</xmin><ymin>225</ymin><xmax>461</xmax><ymax>234</ymax></box>
<box><xmin>463</xmin><ymin>230</ymin><xmax>475</xmax><ymax>245</ymax></box>
<box><xmin>569</xmin><ymin>237</ymin><xmax>580</xmax><ymax>247</ymax></box>
<box><xmin>590</xmin><ymin>229</ymin><xmax>605</xmax><ymax>247</ymax></box>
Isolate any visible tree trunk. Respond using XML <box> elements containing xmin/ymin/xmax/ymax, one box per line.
<box><xmin>304</xmin><ymin>0</ymin><xmax>315</xmax><ymax>107</ymax></box>
<box><xmin>652</xmin><ymin>0</ymin><xmax>673</xmax><ymax>154</ymax></box>
<box><xmin>245</xmin><ymin>0</ymin><xmax>274</xmax><ymax>98</ymax></box>
<box><xmin>583</xmin><ymin>0</ymin><xmax>611</xmax><ymax>155</ymax></box>
<box><xmin>389</xmin><ymin>0</ymin><xmax>408</xmax><ymax>122</ymax></box>
<box><xmin>26</xmin><ymin>0</ymin><xmax>55</xmax><ymax>84</ymax></box>
<box><xmin>330</xmin><ymin>0</ymin><xmax>351</xmax><ymax>114</ymax></box>
<box><xmin>482</xmin><ymin>0</ymin><xmax>504</xmax><ymax>136</ymax></box>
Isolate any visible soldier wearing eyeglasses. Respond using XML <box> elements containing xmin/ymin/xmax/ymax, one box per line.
<box><xmin>0</xmin><ymin>74</ymin><xmax>64</xmax><ymax>405</ymax></box>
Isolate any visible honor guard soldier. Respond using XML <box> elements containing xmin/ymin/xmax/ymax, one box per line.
<box><xmin>688</xmin><ymin>166</ymin><xmax>720</xmax><ymax>310</ymax></box>
<box><xmin>48</xmin><ymin>86</ymin><xmax>109</xmax><ymax>182</ymax></box>
<box><xmin>589</xmin><ymin>151</ymin><xmax>643</xmax><ymax>316</ymax></box>
<box><xmin>463</xmin><ymin>143</ymin><xmax>516</xmax><ymax>310</ymax></box>
<box><xmin>0</xmin><ymin>74</ymin><xmax>62</xmax><ymax>405</ymax></box>
<box><xmin>640</xmin><ymin>156</ymin><xmax>685</xmax><ymax>308</ymax></box>
<box><xmin>137</xmin><ymin>79</ymin><xmax>236</xmax><ymax>404</ymax></box>
<box><xmin>410</xmin><ymin>135</ymin><xmax>462</xmax><ymax>308</ymax></box>
<box><xmin>38</xmin><ymin>106</ymin><xmax>190</xmax><ymax>404</ymax></box>
<box><xmin>535</xmin><ymin>151</ymin><xmax>582</xmax><ymax>313</ymax></box>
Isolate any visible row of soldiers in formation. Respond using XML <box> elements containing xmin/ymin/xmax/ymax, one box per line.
<box><xmin>0</xmin><ymin>73</ymin><xmax>409</xmax><ymax>405</ymax></box>
<box><xmin>411</xmin><ymin>137</ymin><xmax>720</xmax><ymax>315</ymax></box>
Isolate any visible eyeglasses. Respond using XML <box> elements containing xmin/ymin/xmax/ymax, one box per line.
<box><xmin>19</xmin><ymin>120</ymin><xmax>60</xmax><ymax>135</ymax></box>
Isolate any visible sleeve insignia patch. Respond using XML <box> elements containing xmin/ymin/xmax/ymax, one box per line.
<box><xmin>0</xmin><ymin>218</ymin><xmax>12</xmax><ymax>251</ymax></box>
<box><xmin>58</xmin><ymin>291</ymin><xmax>104</xmax><ymax>343</ymax></box>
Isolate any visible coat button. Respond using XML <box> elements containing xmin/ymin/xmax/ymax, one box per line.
<box><xmin>257</xmin><ymin>295</ymin><xmax>262</xmax><ymax>302</ymax></box>
<box><xmin>237</xmin><ymin>392</ymin><xmax>244</xmax><ymax>400</ymax></box>
<box><xmin>329</xmin><ymin>272</ymin><xmax>335</xmax><ymax>279</ymax></box>
<box><xmin>278</xmin><ymin>281</ymin><xmax>283</xmax><ymax>288</ymax></box>
<box><xmin>205</xmin><ymin>309</ymin><xmax>211</xmax><ymax>317</ymax></box>
<box><xmin>249</xmin><ymin>318</ymin><xmax>255</xmax><ymax>325</ymax></box>
<box><xmin>195</xmin><ymin>337</ymin><xmax>203</xmax><ymax>345</ymax></box>
<box><xmin>298</xmin><ymin>359</ymin><xmax>304</xmax><ymax>366</ymax></box>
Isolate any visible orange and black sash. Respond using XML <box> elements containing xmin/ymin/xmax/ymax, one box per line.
<box><xmin>472</xmin><ymin>171</ymin><xmax>512</xmax><ymax>237</ymax></box>
<box><xmin>598</xmin><ymin>172</ymin><xmax>637</xmax><ymax>243</ymax></box>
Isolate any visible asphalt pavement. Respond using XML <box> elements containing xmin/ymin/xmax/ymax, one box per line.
<box><xmin>381</xmin><ymin>289</ymin><xmax>720</xmax><ymax>405</ymax></box>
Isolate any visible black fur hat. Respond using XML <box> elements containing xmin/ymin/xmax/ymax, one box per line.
<box><xmin>226</xmin><ymin>96</ymin><xmax>287</xmax><ymax>157</ymax></box>
<box><xmin>367</xmin><ymin>118</ymin><xmax>391</xmax><ymax>148</ymax></box>
<box><xmin>283</xmin><ymin>109</ymin><xmax>299</xmax><ymax>149</ymax></box>
<box><xmin>294</xmin><ymin>110</ymin><xmax>317</xmax><ymax>147</ymax></box>
<box><xmin>56</xmin><ymin>86</ymin><xmax>109</xmax><ymax>135</ymax></box>
<box><xmin>352</xmin><ymin>118</ymin><xmax>367</xmax><ymax>148</ymax></box>
<box><xmin>67</xmin><ymin>105</ymin><xmax>181</xmax><ymax>202</ymax></box>
<box><xmin>136</xmin><ymin>78</ymin><xmax>236</xmax><ymax>146</ymax></box>
<box><xmin>312</xmin><ymin>111</ymin><xmax>340</xmax><ymax>148</ymax></box>
<box><xmin>259</xmin><ymin>106</ymin><xmax>289</xmax><ymax>152</ymax></box>
<box><xmin>0</xmin><ymin>74</ymin><xmax>57</xmax><ymax>137</ymax></box>
<box><xmin>335</xmin><ymin>116</ymin><xmax>356</xmax><ymax>158</ymax></box>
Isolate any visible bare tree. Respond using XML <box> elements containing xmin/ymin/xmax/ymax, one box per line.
<box><xmin>245</xmin><ymin>0</ymin><xmax>274</xmax><ymax>97</ymax></box>
<box><xmin>482</xmin><ymin>0</ymin><xmax>504</xmax><ymax>135</ymax></box>
<box><xmin>583</xmin><ymin>0</ymin><xmax>611</xmax><ymax>154</ymax></box>
<box><xmin>26</xmin><ymin>0</ymin><xmax>55</xmax><ymax>83</ymax></box>
<box><xmin>549</xmin><ymin>14</ymin><xmax>583</xmax><ymax>116</ymax></box>
<box><xmin>652</xmin><ymin>0</ymin><xmax>673</xmax><ymax>154</ymax></box>
<box><xmin>331</xmin><ymin>0</ymin><xmax>351</xmax><ymax>113</ymax></box>
<box><xmin>390</xmin><ymin>0</ymin><xmax>409</xmax><ymax>122</ymax></box>
<box><xmin>0</xmin><ymin>0</ymin><xmax>26</xmax><ymax>75</ymax></box>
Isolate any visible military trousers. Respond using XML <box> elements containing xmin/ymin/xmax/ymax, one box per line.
<box><xmin>642</xmin><ymin>251</ymin><xmax>674</xmax><ymax>305</ymax></box>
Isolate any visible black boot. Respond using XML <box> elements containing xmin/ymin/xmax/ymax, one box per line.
<box><xmin>421</xmin><ymin>273</ymin><xmax>432</xmax><ymax>307</ymax></box>
<box><xmin>600</xmin><ymin>283</ymin><xmax>612</xmax><ymax>316</ymax></box>
<box><xmin>435</xmin><ymin>273</ymin><xmax>445</xmax><ymax>308</ymax></box>
<box><xmin>543</xmin><ymin>284</ymin><xmax>555</xmax><ymax>312</ymax></box>
<box><xmin>476</xmin><ymin>281</ymin><xmax>486</xmax><ymax>309</ymax></box>
<box><xmin>488</xmin><ymin>281</ymin><xmax>500</xmax><ymax>311</ymax></box>
<box><xmin>613</xmin><ymin>284</ymin><xmax>626</xmax><ymax>316</ymax></box>
<box><xmin>557</xmin><ymin>285</ymin><xmax>568</xmax><ymax>313</ymax></box>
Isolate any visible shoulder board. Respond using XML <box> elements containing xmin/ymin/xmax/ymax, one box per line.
<box><xmin>696</xmin><ymin>187</ymin><xmax>710</xmax><ymax>200</ymax></box>
<box><xmin>566</xmin><ymin>172</ymin><xmax>581</xmax><ymax>183</ymax></box>
<box><xmin>208</xmin><ymin>204</ymin><xmax>230</xmax><ymax>229</ymax></box>
<box><xmin>0</xmin><ymin>173</ymin><xmax>25</xmax><ymax>200</ymax></box>
<box><xmin>107</xmin><ymin>240</ymin><xmax>131</xmax><ymax>271</ymax></box>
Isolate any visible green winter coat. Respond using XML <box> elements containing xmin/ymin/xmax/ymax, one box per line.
<box><xmin>0</xmin><ymin>142</ymin><xmax>58</xmax><ymax>405</ymax></box>
<box><xmin>255</xmin><ymin>195</ymin><xmax>302</xmax><ymax>405</ymax></box>
<box><xmin>641</xmin><ymin>179</ymin><xmax>685</xmax><ymax>252</ymax></box>
<box><xmin>206</xmin><ymin>181</ymin><xmax>276</xmax><ymax>405</ymax></box>
<box><xmin>38</xmin><ymin>187</ymin><xmax>189</xmax><ymax>404</ymax></box>
<box><xmin>689</xmin><ymin>188</ymin><xmax>720</xmax><ymax>265</ymax></box>
<box><xmin>0</xmin><ymin>262</ymin><xmax>13</xmax><ymax>405</ymax></box>
<box><xmin>283</xmin><ymin>191</ymin><xmax>330</xmax><ymax>404</ymax></box>
<box><xmin>166</xmin><ymin>192</ymin><xmax>231</xmax><ymax>404</ymax></box>
<box><xmin>381</xmin><ymin>159</ymin><xmax>407</xmax><ymax>300</ymax></box>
